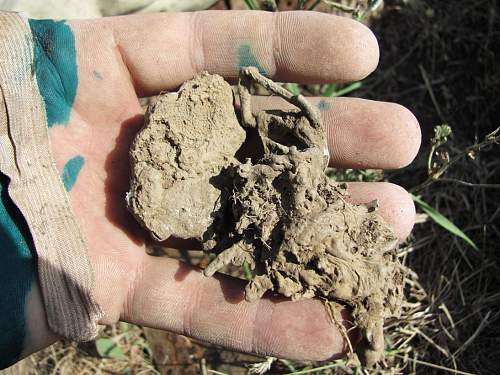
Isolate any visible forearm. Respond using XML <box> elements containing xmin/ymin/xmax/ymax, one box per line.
<box><xmin>0</xmin><ymin>175</ymin><xmax>57</xmax><ymax>368</ymax></box>
<box><xmin>16</xmin><ymin>283</ymin><xmax>58</xmax><ymax>364</ymax></box>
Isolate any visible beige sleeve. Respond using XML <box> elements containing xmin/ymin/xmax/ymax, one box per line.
<box><xmin>0</xmin><ymin>12</ymin><xmax>102</xmax><ymax>341</ymax></box>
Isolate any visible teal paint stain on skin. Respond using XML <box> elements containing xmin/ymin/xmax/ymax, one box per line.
<box><xmin>238</xmin><ymin>44</ymin><xmax>267</xmax><ymax>76</ymax></box>
<box><xmin>93</xmin><ymin>70</ymin><xmax>102</xmax><ymax>80</ymax></box>
<box><xmin>62</xmin><ymin>156</ymin><xmax>85</xmax><ymax>192</ymax></box>
<box><xmin>0</xmin><ymin>173</ymin><xmax>35</xmax><ymax>369</ymax></box>
<box><xmin>318</xmin><ymin>100</ymin><xmax>331</xmax><ymax>112</ymax></box>
<box><xmin>28</xmin><ymin>19</ymin><xmax>78</xmax><ymax>128</ymax></box>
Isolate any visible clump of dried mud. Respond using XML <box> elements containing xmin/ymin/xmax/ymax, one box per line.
<box><xmin>127</xmin><ymin>68</ymin><xmax>404</xmax><ymax>366</ymax></box>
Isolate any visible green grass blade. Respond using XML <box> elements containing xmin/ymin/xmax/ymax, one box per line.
<box><xmin>242</xmin><ymin>260</ymin><xmax>253</xmax><ymax>280</ymax></box>
<box><xmin>297</xmin><ymin>0</ymin><xmax>307</xmax><ymax>9</ymax></box>
<box><xmin>285</xmin><ymin>83</ymin><xmax>301</xmax><ymax>95</ymax></box>
<box><xmin>96</xmin><ymin>338</ymin><xmax>127</xmax><ymax>360</ymax></box>
<box><xmin>412</xmin><ymin>195</ymin><xmax>478</xmax><ymax>250</ymax></box>
<box><xmin>322</xmin><ymin>82</ymin><xmax>362</xmax><ymax>97</ymax></box>
<box><xmin>279</xmin><ymin>359</ymin><xmax>297</xmax><ymax>372</ymax></box>
<box><xmin>243</xmin><ymin>0</ymin><xmax>259</xmax><ymax>10</ymax></box>
<box><xmin>308</xmin><ymin>0</ymin><xmax>322</xmax><ymax>10</ymax></box>
<box><xmin>322</xmin><ymin>83</ymin><xmax>337</xmax><ymax>97</ymax></box>
<box><xmin>330</xmin><ymin>81</ymin><xmax>363</xmax><ymax>97</ymax></box>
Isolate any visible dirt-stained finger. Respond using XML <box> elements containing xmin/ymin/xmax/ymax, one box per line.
<box><xmin>122</xmin><ymin>257</ymin><xmax>353</xmax><ymax>361</ymax></box>
<box><xmin>158</xmin><ymin>182</ymin><xmax>415</xmax><ymax>247</ymax></box>
<box><xmin>346</xmin><ymin>182</ymin><xmax>416</xmax><ymax>240</ymax></box>
<box><xmin>251</xmin><ymin>96</ymin><xmax>421</xmax><ymax>169</ymax></box>
<box><xmin>96</xmin><ymin>10</ymin><xmax>379</xmax><ymax>96</ymax></box>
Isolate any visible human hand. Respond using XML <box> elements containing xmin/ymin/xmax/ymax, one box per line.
<box><xmin>25</xmin><ymin>10</ymin><xmax>420</xmax><ymax>362</ymax></box>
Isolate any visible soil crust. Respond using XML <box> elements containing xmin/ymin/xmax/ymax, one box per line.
<box><xmin>127</xmin><ymin>68</ymin><xmax>404</xmax><ymax>366</ymax></box>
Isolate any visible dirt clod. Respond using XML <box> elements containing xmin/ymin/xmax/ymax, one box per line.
<box><xmin>127</xmin><ymin>72</ymin><xmax>245</xmax><ymax>241</ymax></box>
<box><xmin>127</xmin><ymin>67</ymin><xmax>404</xmax><ymax>366</ymax></box>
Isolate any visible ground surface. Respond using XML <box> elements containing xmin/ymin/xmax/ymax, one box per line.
<box><xmin>2</xmin><ymin>0</ymin><xmax>499</xmax><ymax>374</ymax></box>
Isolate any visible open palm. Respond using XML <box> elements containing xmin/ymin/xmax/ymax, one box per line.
<box><xmin>42</xmin><ymin>11</ymin><xmax>420</xmax><ymax>361</ymax></box>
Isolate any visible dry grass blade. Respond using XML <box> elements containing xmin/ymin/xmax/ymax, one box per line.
<box><xmin>208</xmin><ymin>370</ymin><xmax>229</xmax><ymax>375</ymax></box>
<box><xmin>284</xmin><ymin>361</ymin><xmax>346</xmax><ymax>375</ymax></box>
<box><xmin>412</xmin><ymin>126</ymin><xmax>500</xmax><ymax>192</ymax></box>
<box><xmin>452</xmin><ymin>311</ymin><xmax>492</xmax><ymax>357</ymax></box>
<box><xmin>393</xmin><ymin>355</ymin><xmax>476</xmax><ymax>375</ymax></box>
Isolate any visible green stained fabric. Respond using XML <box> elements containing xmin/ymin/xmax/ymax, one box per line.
<box><xmin>0</xmin><ymin>174</ymin><xmax>35</xmax><ymax>369</ymax></box>
<box><xmin>0</xmin><ymin>18</ymin><xmax>80</xmax><ymax>370</ymax></box>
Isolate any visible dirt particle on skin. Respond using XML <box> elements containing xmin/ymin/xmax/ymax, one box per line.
<box><xmin>127</xmin><ymin>68</ymin><xmax>404</xmax><ymax>367</ymax></box>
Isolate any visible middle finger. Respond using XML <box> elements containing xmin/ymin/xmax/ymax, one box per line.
<box><xmin>252</xmin><ymin>96</ymin><xmax>421</xmax><ymax>169</ymax></box>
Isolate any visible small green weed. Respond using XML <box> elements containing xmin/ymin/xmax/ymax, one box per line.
<box><xmin>322</xmin><ymin>81</ymin><xmax>363</xmax><ymax>97</ymax></box>
<box><xmin>412</xmin><ymin>195</ymin><xmax>478</xmax><ymax>250</ymax></box>
<box><xmin>96</xmin><ymin>338</ymin><xmax>127</xmax><ymax>360</ymax></box>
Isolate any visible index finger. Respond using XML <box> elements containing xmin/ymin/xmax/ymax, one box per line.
<box><xmin>90</xmin><ymin>11</ymin><xmax>379</xmax><ymax>96</ymax></box>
